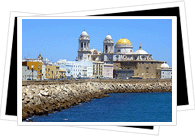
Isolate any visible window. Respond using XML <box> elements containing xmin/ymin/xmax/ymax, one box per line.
<box><xmin>117</xmin><ymin>50</ymin><xmax>120</xmax><ymax>52</ymax></box>
<box><xmin>81</xmin><ymin>42</ymin><xmax>83</xmax><ymax>48</ymax></box>
<box><xmin>105</xmin><ymin>45</ymin><xmax>108</xmax><ymax>53</ymax></box>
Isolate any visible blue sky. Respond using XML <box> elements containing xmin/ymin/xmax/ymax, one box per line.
<box><xmin>22</xmin><ymin>19</ymin><xmax>172</xmax><ymax>67</ymax></box>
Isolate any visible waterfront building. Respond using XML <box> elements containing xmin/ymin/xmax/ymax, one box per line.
<box><xmin>92</xmin><ymin>61</ymin><xmax>104</xmax><ymax>78</ymax></box>
<box><xmin>76</xmin><ymin>31</ymin><xmax>167</xmax><ymax>79</ymax></box>
<box><xmin>58</xmin><ymin>69</ymin><xmax>66</xmax><ymax>79</ymax></box>
<box><xmin>159</xmin><ymin>62</ymin><xmax>172</xmax><ymax>79</ymax></box>
<box><xmin>55</xmin><ymin>59</ymin><xmax>93</xmax><ymax>78</ymax></box>
<box><xmin>45</xmin><ymin>65</ymin><xmax>59</xmax><ymax>79</ymax></box>
<box><xmin>103</xmin><ymin>63</ymin><xmax>113</xmax><ymax>78</ymax></box>
<box><xmin>22</xmin><ymin>60</ymin><xmax>43</xmax><ymax>79</ymax></box>
<box><xmin>24</xmin><ymin>31</ymin><xmax>169</xmax><ymax>80</ymax></box>
<box><xmin>22</xmin><ymin>66</ymin><xmax>38</xmax><ymax>80</ymax></box>
<box><xmin>100</xmin><ymin>36</ymin><xmax>164</xmax><ymax>79</ymax></box>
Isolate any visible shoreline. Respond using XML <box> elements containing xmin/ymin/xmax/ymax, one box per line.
<box><xmin>22</xmin><ymin>80</ymin><xmax>172</xmax><ymax>121</ymax></box>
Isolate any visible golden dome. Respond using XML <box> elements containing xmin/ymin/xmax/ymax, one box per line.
<box><xmin>116</xmin><ymin>38</ymin><xmax>132</xmax><ymax>45</ymax></box>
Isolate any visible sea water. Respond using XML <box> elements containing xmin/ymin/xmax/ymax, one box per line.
<box><xmin>30</xmin><ymin>92</ymin><xmax>172</xmax><ymax>122</ymax></box>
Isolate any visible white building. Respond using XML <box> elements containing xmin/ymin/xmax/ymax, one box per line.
<box><xmin>103</xmin><ymin>63</ymin><xmax>113</xmax><ymax>78</ymax></box>
<box><xmin>55</xmin><ymin>59</ymin><xmax>93</xmax><ymax>78</ymax></box>
<box><xmin>160</xmin><ymin>62</ymin><xmax>172</xmax><ymax>79</ymax></box>
<box><xmin>22</xmin><ymin>66</ymin><xmax>38</xmax><ymax>80</ymax></box>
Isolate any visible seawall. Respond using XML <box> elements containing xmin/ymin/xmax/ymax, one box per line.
<box><xmin>22</xmin><ymin>80</ymin><xmax>172</xmax><ymax>120</ymax></box>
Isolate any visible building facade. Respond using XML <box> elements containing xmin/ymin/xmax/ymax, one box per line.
<box><xmin>22</xmin><ymin>60</ymin><xmax>43</xmax><ymax>79</ymax></box>
<box><xmin>160</xmin><ymin>62</ymin><xmax>172</xmax><ymax>79</ymax></box>
<box><xmin>45</xmin><ymin>65</ymin><xmax>59</xmax><ymax>79</ymax></box>
<box><xmin>55</xmin><ymin>59</ymin><xmax>93</xmax><ymax>78</ymax></box>
<box><xmin>102</xmin><ymin>37</ymin><xmax>164</xmax><ymax>79</ymax></box>
<box><xmin>22</xmin><ymin>66</ymin><xmax>38</xmax><ymax>80</ymax></box>
<box><xmin>76</xmin><ymin>31</ymin><xmax>170</xmax><ymax>79</ymax></box>
<box><xmin>92</xmin><ymin>61</ymin><xmax>104</xmax><ymax>78</ymax></box>
<box><xmin>58</xmin><ymin>69</ymin><xmax>66</xmax><ymax>79</ymax></box>
<box><xmin>23</xmin><ymin>31</ymin><xmax>171</xmax><ymax>80</ymax></box>
<box><xmin>103</xmin><ymin>63</ymin><xmax>113</xmax><ymax>78</ymax></box>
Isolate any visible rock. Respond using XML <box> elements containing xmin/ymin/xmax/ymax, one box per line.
<box><xmin>40</xmin><ymin>90</ymin><xmax>49</xmax><ymax>96</ymax></box>
<box><xmin>22</xmin><ymin>80</ymin><xmax>172</xmax><ymax>121</ymax></box>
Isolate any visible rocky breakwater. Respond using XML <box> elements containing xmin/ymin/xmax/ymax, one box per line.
<box><xmin>22</xmin><ymin>81</ymin><xmax>172</xmax><ymax>120</ymax></box>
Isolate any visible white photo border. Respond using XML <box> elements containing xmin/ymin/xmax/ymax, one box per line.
<box><xmin>0</xmin><ymin>12</ymin><xmax>43</xmax><ymax>121</ymax></box>
<box><xmin>1</xmin><ymin>2</ymin><xmax>193</xmax><ymax>122</ymax></box>
<box><xmin>17</xmin><ymin>16</ymin><xmax>177</xmax><ymax>126</ymax></box>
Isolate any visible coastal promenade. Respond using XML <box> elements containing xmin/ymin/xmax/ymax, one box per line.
<box><xmin>22</xmin><ymin>79</ymin><xmax>171</xmax><ymax>86</ymax></box>
<box><xmin>22</xmin><ymin>79</ymin><xmax>172</xmax><ymax>120</ymax></box>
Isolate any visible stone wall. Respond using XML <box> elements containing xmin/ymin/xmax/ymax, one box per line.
<box><xmin>22</xmin><ymin>80</ymin><xmax>172</xmax><ymax>120</ymax></box>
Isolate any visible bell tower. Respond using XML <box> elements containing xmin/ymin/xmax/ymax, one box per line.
<box><xmin>102</xmin><ymin>34</ymin><xmax>114</xmax><ymax>64</ymax></box>
<box><xmin>78</xmin><ymin>30</ymin><xmax>91</xmax><ymax>61</ymax></box>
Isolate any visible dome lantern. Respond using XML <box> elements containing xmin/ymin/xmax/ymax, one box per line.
<box><xmin>134</xmin><ymin>43</ymin><xmax>148</xmax><ymax>54</ymax></box>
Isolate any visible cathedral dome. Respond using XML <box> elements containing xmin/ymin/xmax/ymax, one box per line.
<box><xmin>134</xmin><ymin>43</ymin><xmax>148</xmax><ymax>54</ymax></box>
<box><xmin>81</xmin><ymin>30</ymin><xmax>89</xmax><ymax>36</ymax></box>
<box><xmin>161</xmin><ymin>62</ymin><xmax>169</xmax><ymax>68</ymax></box>
<box><xmin>105</xmin><ymin>34</ymin><xmax>112</xmax><ymax>40</ymax></box>
<box><xmin>134</xmin><ymin>49</ymin><xmax>148</xmax><ymax>54</ymax></box>
<box><xmin>115</xmin><ymin>38</ymin><xmax>132</xmax><ymax>46</ymax></box>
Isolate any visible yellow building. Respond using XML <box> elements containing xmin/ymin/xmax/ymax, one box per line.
<box><xmin>45</xmin><ymin>65</ymin><xmax>59</xmax><ymax>79</ymax></box>
<box><xmin>58</xmin><ymin>69</ymin><xmax>66</xmax><ymax>79</ymax></box>
<box><xmin>22</xmin><ymin>61</ymin><xmax>43</xmax><ymax>79</ymax></box>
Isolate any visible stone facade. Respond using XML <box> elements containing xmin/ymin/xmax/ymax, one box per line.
<box><xmin>113</xmin><ymin>61</ymin><xmax>164</xmax><ymax>79</ymax></box>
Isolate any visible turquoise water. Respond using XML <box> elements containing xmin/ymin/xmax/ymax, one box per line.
<box><xmin>30</xmin><ymin>92</ymin><xmax>172</xmax><ymax>122</ymax></box>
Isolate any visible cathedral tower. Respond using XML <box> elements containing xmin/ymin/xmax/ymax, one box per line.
<box><xmin>102</xmin><ymin>34</ymin><xmax>114</xmax><ymax>64</ymax></box>
<box><xmin>78</xmin><ymin>30</ymin><xmax>91</xmax><ymax>61</ymax></box>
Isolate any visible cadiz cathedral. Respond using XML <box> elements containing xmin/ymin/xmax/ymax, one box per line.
<box><xmin>77</xmin><ymin>30</ymin><xmax>171</xmax><ymax>79</ymax></box>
